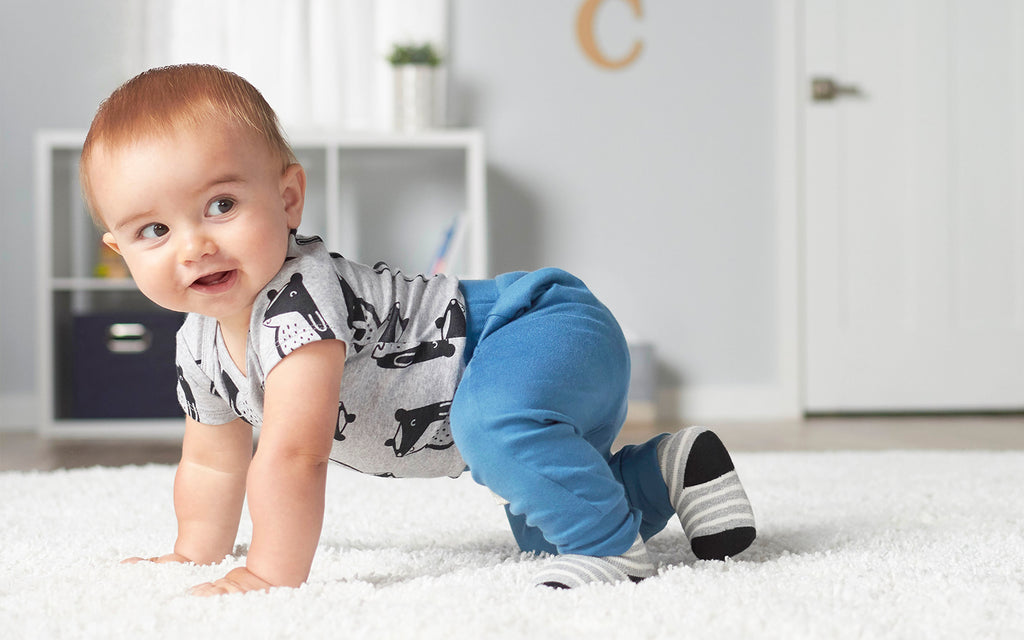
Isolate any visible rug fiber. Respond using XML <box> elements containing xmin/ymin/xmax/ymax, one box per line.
<box><xmin>2</xmin><ymin>451</ymin><xmax>1023</xmax><ymax>639</ymax></box>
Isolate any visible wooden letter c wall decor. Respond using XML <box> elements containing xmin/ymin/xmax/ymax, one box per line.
<box><xmin>576</xmin><ymin>0</ymin><xmax>643</xmax><ymax>70</ymax></box>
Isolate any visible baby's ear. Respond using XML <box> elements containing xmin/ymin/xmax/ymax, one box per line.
<box><xmin>281</xmin><ymin>163</ymin><xmax>306</xmax><ymax>228</ymax></box>
<box><xmin>101</xmin><ymin>232</ymin><xmax>122</xmax><ymax>256</ymax></box>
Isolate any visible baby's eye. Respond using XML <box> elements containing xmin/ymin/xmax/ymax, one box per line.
<box><xmin>207</xmin><ymin>198</ymin><xmax>235</xmax><ymax>217</ymax></box>
<box><xmin>140</xmin><ymin>223</ymin><xmax>169</xmax><ymax>239</ymax></box>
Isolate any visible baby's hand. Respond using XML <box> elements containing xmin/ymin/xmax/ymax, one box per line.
<box><xmin>121</xmin><ymin>553</ymin><xmax>191</xmax><ymax>564</ymax></box>
<box><xmin>189</xmin><ymin>567</ymin><xmax>273</xmax><ymax>597</ymax></box>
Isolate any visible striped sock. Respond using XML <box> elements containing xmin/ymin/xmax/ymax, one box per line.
<box><xmin>534</xmin><ymin>533</ymin><xmax>657</xmax><ymax>589</ymax></box>
<box><xmin>657</xmin><ymin>426</ymin><xmax>756</xmax><ymax>560</ymax></box>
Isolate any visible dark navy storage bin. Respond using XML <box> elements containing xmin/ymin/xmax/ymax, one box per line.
<box><xmin>71</xmin><ymin>312</ymin><xmax>185</xmax><ymax>419</ymax></box>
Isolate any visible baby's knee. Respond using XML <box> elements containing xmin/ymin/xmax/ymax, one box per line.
<box><xmin>450</xmin><ymin>394</ymin><xmax>561</xmax><ymax>467</ymax></box>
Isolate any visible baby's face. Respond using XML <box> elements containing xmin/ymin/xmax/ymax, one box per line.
<box><xmin>87</xmin><ymin>121</ymin><xmax>303</xmax><ymax>334</ymax></box>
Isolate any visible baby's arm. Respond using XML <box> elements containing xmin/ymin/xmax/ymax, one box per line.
<box><xmin>190</xmin><ymin>339</ymin><xmax>345</xmax><ymax>595</ymax></box>
<box><xmin>124</xmin><ymin>415</ymin><xmax>252</xmax><ymax>565</ymax></box>
<box><xmin>172</xmin><ymin>416</ymin><xmax>253</xmax><ymax>561</ymax></box>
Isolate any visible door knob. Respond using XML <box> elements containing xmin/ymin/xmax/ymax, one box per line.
<box><xmin>811</xmin><ymin>77</ymin><xmax>863</xmax><ymax>102</ymax></box>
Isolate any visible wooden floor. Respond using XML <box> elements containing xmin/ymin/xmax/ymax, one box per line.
<box><xmin>2</xmin><ymin>414</ymin><xmax>1023</xmax><ymax>472</ymax></box>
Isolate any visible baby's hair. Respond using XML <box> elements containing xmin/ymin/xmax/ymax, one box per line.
<box><xmin>80</xmin><ymin>64</ymin><xmax>297</xmax><ymax>227</ymax></box>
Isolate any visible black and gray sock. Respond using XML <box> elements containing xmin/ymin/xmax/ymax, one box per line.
<box><xmin>534</xmin><ymin>533</ymin><xmax>657</xmax><ymax>589</ymax></box>
<box><xmin>657</xmin><ymin>426</ymin><xmax>756</xmax><ymax>560</ymax></box>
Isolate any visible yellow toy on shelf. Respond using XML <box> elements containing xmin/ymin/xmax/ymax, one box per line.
<box><xmin>93</xmin><ymin>242</ymin><xmax>129</xmax><ymax>279</ymax></box>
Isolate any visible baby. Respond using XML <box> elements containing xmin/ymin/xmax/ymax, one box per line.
<box><xmin>80</xmin><ymin>64</ymin><xmax>756</xmax><ymax>594</ymax></box>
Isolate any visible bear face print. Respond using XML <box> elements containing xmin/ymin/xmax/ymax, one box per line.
<box><xmin>436</xmin><ymin>299</ymin><xmax>467</xmax><ymax>339</ymax></box>
<box><xmin>371</xmin><ymin>299</ymin><xmax>466</xmax><ymax>369</ymax></box>
<box><xmin>220</xmin><ymin>370</ymin><xmax>242</xmax><ymax>415</ymax></box>
<box><xmin>219</xmin><ymin>370</ymin><xmax>257</xmax><ymax>426</ymax></box>
<box><xmin>335</xmin><ymin>402</ymin><xmax>356</xmax><ymax>441</ymax></box>
<box><xmin>263</xmin><ymin>272</ymin><xmax>335</xmax><ymax>357</ymax></box>
<box><xmin>338</xmin><ymin>275</ymin><xmax>382</xmax><ymax>353</ymax></box>
<box><xmin>387</xmin><ymin>401</ymin><xmax>454</xmax><ymax>457</ymax></box>
<box><xmin>176</xmin><ymin>365</ymin><xmax>200</xmax><ymax>421</ymax></box>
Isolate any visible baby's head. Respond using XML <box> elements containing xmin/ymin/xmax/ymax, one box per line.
<box><xmin>81</xmin><ymin>64</ymin><xmax>297</xmax><ymax>228</ymax></box>
<box><xmin>81</xmin><ymin>65</ymin><xmax>306</xmax><ymax>327</ymax></box>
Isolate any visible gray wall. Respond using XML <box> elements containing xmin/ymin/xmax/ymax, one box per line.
<box><xmin>0</xmin><ymin>0</ymin><xmax>144</xmax><ymax>426</ymax></box>
<box><xmin>448</xmin><ymin>1</ymin><xmax>778</xmax><ymax>393</ymax></box>
<box><xmin>0</xmin><ymin>0</ymin><xmax>782</xmax><ymax>427</ymax></box>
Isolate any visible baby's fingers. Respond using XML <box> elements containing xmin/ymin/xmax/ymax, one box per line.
<box><xmin>189</xmin><ymin>580</ymin><xmax>238</xmax><ymax>597</ymax></box>
<box><xmin>121</xmin><ymin>556</ymin><xmax>153</xmax><ymax>564</ymax></box>
<box><xmin>189</xmin><ymin>568</ymin><xmax>272</xmax><ymax>596</ymax></box>
<box><xmin>121</xmin><ymin>553</ymin><xmax>190</xmax><ymax>564</ymax></box>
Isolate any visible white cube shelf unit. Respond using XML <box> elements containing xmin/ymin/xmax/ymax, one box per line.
<box><xmin>35</xmin><ymin>129</ymin><xmax>488</xmax><ymax>438</ymax></box>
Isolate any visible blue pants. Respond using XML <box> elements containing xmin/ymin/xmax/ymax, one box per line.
<box><xmin>453</xmin><ymin>269</ymin><xmax>676</xmax><ymax>557</ymax></box>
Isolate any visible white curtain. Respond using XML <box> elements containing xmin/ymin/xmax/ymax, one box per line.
<box><xmin>142</xmin><ymin>0</ymin><xmax>448</xmax><ymax>131</ymax></box>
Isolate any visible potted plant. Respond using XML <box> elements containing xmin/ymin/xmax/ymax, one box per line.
<box><xmin>388</xmin><ymin>43</ymin><xmax>442</xmax><ymax>131</ymax></box>
<box><xmin>388</xmin><ymin>43</ymin><xmax>442</xmax><ymax>67</ymax></box>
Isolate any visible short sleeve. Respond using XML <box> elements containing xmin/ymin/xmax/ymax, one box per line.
<box><xmin>251</xmin><ymin>246</ymin><xmax>350</xmax><ymax>378</ymax></box>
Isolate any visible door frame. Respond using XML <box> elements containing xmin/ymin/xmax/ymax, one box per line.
<box><xmin>773</xmin><ymin>0</ymin><xmax>804</xmax><ymax>418</ymax></box>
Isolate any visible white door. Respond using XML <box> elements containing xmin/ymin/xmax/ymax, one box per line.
<box><xmin>803</xmin><ymin>0</ymin><xmax>1024</xmax><ymax>412</ymax></box>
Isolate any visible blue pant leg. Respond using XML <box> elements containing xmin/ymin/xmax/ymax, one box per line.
<box><xmin>451</xmin><ymin>269</ymin><xmax>642</xmax><ymax>557</ymax></box>
<box><xmin>504</xmin><ymin>437</ymin><xmax>675</xmax><ymax>550</ymax></box>
<box><xmin>609</xmin><ymin>434</ymin><xmax>677</xmax><ymax>541</ymax></box>
<box><xmin>506</xmin><ymin>435</ymin><xmax>676</xmax><ymax>551</ymax></box>
<box><xmin>504</xmin><ymin>506</ymin><xmax>557</xmax><ymax>555</ymax></box>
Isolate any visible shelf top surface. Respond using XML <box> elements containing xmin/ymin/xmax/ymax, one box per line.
<box><xmin>51</xmin><ymin>277</ymin><xmax>137</xmax><ymax>291</ymax></box>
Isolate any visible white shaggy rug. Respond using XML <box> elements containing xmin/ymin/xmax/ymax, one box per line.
<box><xmin>2</xmin><ymin>451</ymin><xmax>1023</xmax><ymax>640</ymax></box>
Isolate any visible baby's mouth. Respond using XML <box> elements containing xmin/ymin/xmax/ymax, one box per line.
<box><xmin>191</xmin><ymin>270</ymin><xmax>234</xmax><ymax>288</ymax></box>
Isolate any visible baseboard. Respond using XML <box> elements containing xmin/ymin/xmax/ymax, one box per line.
<box><xmin>674</xmin><ymin>383</ymin><xmax>801</xmax><ymax>422</ymax></box>
<box><xmin>0</xmin><ymin>393</ymin><xmax>37</xmax><ymax>431</ymax></box>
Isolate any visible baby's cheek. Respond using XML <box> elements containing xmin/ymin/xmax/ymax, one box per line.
<box><xmin>131</xmin><ymin>271</ymin><xmax>180</xmax><ymax>311</ymax></box>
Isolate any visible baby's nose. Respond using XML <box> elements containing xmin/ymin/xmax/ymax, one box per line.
<box><xmin>177</xmin><ymin>229</ymin><xmax>217</xmax><ymax>264</ymax></box>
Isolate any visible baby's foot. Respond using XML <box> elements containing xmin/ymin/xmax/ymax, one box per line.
<box><xmin>657</xmin><ymin>426</ymin><xmax>756</xmax><ymax>560</ymax></box>
<box><xmin>533</xmin><ymin>533</ymin><xmax>656</xmax><ymax>589</ymax></box>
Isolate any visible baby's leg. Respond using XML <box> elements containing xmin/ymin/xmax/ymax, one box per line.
<box><xmin>451</xmin><ymin>269</ymin><xmax>654</xmax><ymax>587</ymax></box>
<box><xmin>608</xmin><ymin>434</ymin><xmax>676</xmax><ymax>540</ymax></box>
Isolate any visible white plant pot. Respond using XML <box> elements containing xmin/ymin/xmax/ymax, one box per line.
<box><xmin>393</xmin><ymin>65</ymin><xmax>436</xmax><ymax>131</ymax></box>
